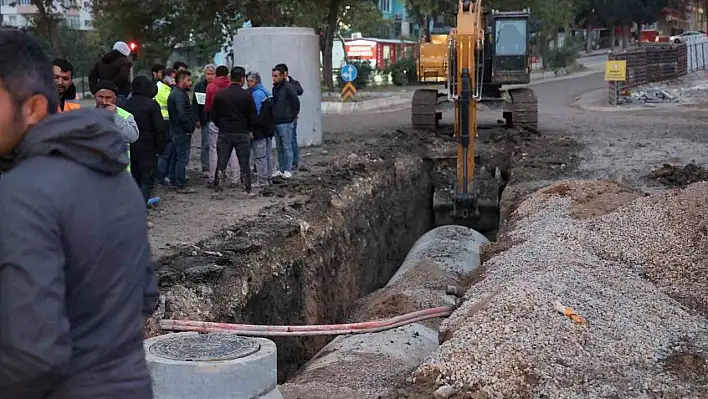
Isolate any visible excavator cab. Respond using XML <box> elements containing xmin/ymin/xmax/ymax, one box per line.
<box><xmin>486</xmin><ymin>10</ymin><xmax>532</xmax><ymax>86</ymax></box>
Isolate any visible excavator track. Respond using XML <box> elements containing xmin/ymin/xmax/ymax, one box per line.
<box><xmin>508</xmin><ymin>88</ymin><xmax>538</xmax><ymax>130</ymax></box>
<box><xmin>411</xmin><ymin>89</ymin><xmax>440</xmax><ymax>130</ymax></box>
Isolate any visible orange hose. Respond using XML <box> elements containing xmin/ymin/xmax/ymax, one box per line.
<box><xmin>160</xmin><ymin>306</ymin><xmax>455</xmax><ymax>337</ymax></box>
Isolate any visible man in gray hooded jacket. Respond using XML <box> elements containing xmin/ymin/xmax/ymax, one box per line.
<box><xmin>0</xmin><ymin>28</ymin><xmax>157</xmax><ymax>399</ymax></box>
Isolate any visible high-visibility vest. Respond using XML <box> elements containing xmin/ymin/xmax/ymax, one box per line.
<box><xmin>155</xmin><ymin>82</ymin><xmax>171</xmax><ymax>119</ymax></box>
<box><xmin>116</xmin><ymin>106</ymin><xmax>133</xmax><ymax>172</ymax></box>
<box><xmin>57</xmin><ymin>101</ymin><xmax>81</xmax><ymax>112</ymax></box>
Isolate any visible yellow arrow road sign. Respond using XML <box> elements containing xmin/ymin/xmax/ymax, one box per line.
<box><xmin>341</xmin><ymin>81</ymin><xmax>356</xmax><ymax>101</ymax></box>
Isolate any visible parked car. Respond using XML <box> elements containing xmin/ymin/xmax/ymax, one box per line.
<box><xmin>670</xmin><ymin>31</ymin><xmax>706</xmax><ymax>43</ymax></box>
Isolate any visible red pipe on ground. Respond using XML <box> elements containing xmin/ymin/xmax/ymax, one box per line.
<box><xmin>160</xmin><ymin>305</ymin><xmax>455</xmax><ymax>337</ymax></box>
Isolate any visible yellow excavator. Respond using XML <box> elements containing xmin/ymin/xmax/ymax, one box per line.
<box><xmin>425</xmin><ymin>0</ymin><xmax>538</xmax><ymax>233</ymax></box>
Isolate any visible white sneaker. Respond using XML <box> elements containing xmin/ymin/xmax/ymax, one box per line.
<box><xmin>282</xmin><ymin>171</ymin><xmax>293</xmax><ymax>179</ymax></box>
<box><xmin>271</xmin><ymin>171</ymin><xmax>282</xmax><ymax>178</ymax></box>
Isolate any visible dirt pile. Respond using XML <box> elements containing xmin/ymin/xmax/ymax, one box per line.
<box><xmin>398</xmin><ymin>180</ymin><xmax>708</xmax><ymax>398</ymax></box>
<box><xmin>649</xmin><ymin>163</ymin><xmax>708</xmax><ymax>188</ymax></box>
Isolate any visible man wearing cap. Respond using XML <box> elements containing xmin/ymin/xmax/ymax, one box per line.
<box><xmin>88</xmin><ymin>41</ymin><xmax>133</xmax><ymax>104</ymax></box>
<box><xmin>94</xmin><ymin>80</ymin><xmax>139</xmax><ymax>171</ymax></box>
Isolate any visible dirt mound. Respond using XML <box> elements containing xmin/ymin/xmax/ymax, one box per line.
<box><xmin>649</xmin><ymin>163</ymin><xmax>708</xmax><ymax>188</ymax></box>
<box><xmin>541</xmin><ymin>180</ymin><xmax>645</xmax><ymax>219</ymax></box>
<box><xmin>408</xmin><ymin>180</ymin><xmax>708</xmax><ymax>398</ymax></box>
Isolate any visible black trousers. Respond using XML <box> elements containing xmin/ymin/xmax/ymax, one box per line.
<box><xmin>216</xmin><ymin>134</ymin><xmax>251</xmax><ymax>191</ymax></box>
<box><xmin>131</xmin><ymin>151</ymin><xmax>158</xmax><ymax>203</ymax></box>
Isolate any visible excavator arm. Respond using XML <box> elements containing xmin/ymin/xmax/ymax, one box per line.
<box><xmin>451</xmin><ymin>0</ymin><xmax>485</xmax><ymax>217</ymax></box>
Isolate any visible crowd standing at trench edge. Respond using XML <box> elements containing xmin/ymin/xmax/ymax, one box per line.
<box><xmin>0</xmin><ymin>27</ymin><xmax>302</xmax><ymax>398</ymax></box>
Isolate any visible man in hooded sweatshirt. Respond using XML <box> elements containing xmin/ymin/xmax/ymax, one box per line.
<box><xmin>88</xmin><ymin>41</ymin><xmax>133</xmax><ymax>104</ymax></box>
<box><xmin>0</xmin><ymin>28</ymin><xmax>157</xmax><ymax>399</ymax></box>
<box><xmin>205</xmin><ymin>65</ymin><xmax>238</xmax><ymax>186</ymax></box>
<box><xmin>123</xmin><ymin>76</ymin><xmax>166</xmax><ymax>204</ymax></box>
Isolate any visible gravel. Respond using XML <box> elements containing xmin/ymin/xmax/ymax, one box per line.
<box><xmin>416</xmin><ymin>180</ymin><xmax>708</xmax><ymax>398</ymax></box>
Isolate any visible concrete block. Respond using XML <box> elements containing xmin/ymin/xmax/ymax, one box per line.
<box><xmin>145</xmin><ymin>332</ymin><xmax>283</xmax><ymax>399</ymax></box>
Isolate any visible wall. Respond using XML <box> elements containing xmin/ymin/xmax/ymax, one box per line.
<box><xmin>608</xmin><ymin>44</ymin><xmax>688</xmax><ymax>105</ymax></box>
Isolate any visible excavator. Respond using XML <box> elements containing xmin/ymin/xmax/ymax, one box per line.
<box><xmin>421</xmin><ymin>0</ymin><xmax>538</xmax><ymax>234</ymax></box>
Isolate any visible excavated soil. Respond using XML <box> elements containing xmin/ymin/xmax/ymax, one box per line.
<box><xmin>648</xmin><ymin>163</ymin><xmax>708</xmax><ymax>188</ymax></box>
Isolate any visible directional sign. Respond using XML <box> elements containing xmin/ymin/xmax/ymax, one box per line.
<box><xmin>341</xmin><ymin>81</ymin><xmax>356</xmax><ymax>101</ymax></box>
<box><xmin>340</xmin><ymin>64</ymin><xmax>358</xmax><ymax>82</ymax></box>
<box><xmin>604</xmin><ymin>60</ymin><xmax>627</xmax><ymax>81</ymax></box>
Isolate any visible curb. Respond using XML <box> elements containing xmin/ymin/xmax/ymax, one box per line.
<box><xmin>322</xmin><ymin>95</ymin><xmax>412</xmax><ymax>115</ymax></box>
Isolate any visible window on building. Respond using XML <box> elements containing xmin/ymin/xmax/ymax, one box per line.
<box><xmin>379</xmin><ymin>0</ymin><xmax>391</xmax><ymax>13</ymax></box>
<box><xmin>8</xmin><ymin>16</ymin><xmax>17</xmax><ymax>25</ymax></box>
<box><xmin>84</xmin><ymin>19</ymin><xmax>92</xmax><ymax>28</ymax></box>
<box><xmin>66</xmin><ymin>15</ymin><xmax>80</xmax><ymax>28</ymax></box>
<box><xmin>18</xmin><ymin>0</ymin><xmax>32</xmax><ymax>5</ymax></box>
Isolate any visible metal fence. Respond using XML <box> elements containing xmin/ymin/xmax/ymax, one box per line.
<box><xmin>687</xmin><ymin>38</ymin><xmax>708</xmax><ymax>72</ymax></box>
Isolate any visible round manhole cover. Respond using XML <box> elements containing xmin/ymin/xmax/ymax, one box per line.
<box><xmin>149</xmin><ymin>333</ymin><xmax>261</xmax><ymax>361</ymax></box>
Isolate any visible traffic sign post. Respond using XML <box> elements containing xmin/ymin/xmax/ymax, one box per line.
<box><xmin>341</xmin><ymin>81</ymin><xmax>356</xmax><ymax>101</ymax></box>
<box><xmin>340</xmin><ymin>64</ymin><xmax>358</xmax><ymax>82</ymax></box>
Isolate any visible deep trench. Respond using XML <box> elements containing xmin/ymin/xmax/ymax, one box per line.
<box><xmin>156</xmin><ymin>151</ymin><xmax>507</xmax><ymax>384</ymax></box>
<box><xmin>254</xmin><ymin>158</ymin><xmax>504</xmax><ymax>382</ymax></box>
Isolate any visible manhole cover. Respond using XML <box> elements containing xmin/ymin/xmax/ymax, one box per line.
<box><xmin>149</xmin><ymin>333</ymin><xmax>261</xmax><ymax>361</ymax></box>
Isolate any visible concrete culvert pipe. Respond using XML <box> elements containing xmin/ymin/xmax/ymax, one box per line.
<box><xmin>279</xmin><ymin>226</ymin><xmax>489</xmax><ymax>398</ymax></box>
<box><xmin>232</xmin><ymin>27</ymin><xmax>322</xmax><ymax>147</ymax></box>
<box><xmin>145</xmin><ymin>332</ymin><xmax>283</xmax><ymax>398</ymax></box>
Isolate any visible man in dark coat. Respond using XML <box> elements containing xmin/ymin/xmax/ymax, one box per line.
<box><xmin>88</xmin><ymin>41</ymin><xmax>133</xmax><ymax>103</ymax></box>
<box><xmin>0</xmin><ymin>29</ymin><xmax>157</xmax><ymax>399</ymax></box>
<box><xmin>123</xmin><ymin>75</ymin><xmax>166</xmax><ymax>203</ymax></box>
<box><xmin>210</xmin><ymin>66</ymin><xmax>257</xmax><ymax>195</ymax></box>
<box><xmin>167</xmin><ymin>69</ymin><xmax>196</xmax><ymax>193</ymax></box>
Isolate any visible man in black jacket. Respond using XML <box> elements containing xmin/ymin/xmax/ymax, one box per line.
<box><xmin>275</xmin><ymin>63</ymin><xmax>303</xmax><ymax>171</ymax></box>
<box><xmin>271</xmin><ymin>64</ymin><xmax>300</xmax><ymax>179</ymax></box>
<box><xmin>192</xmin><ymin>64</ymin><xmax>216</xmax><ymax>176</ymax></box>
<box><xmin>88</xmin><ymin>41</ymin><xmax>133</xmax><ymax>104</ymax></box>
<box><xmin>0</xmin><ymin>28</ymin><xmax>156</xmax><ymax>399</ymax></box>
<box><xmin>210</xmin><ymin>66</ymin><xmax>257</xmax><ymax>195</ymax></box>
<box><xmin>123</xmin><ymin>76</ymin><xmax>166</xmax><ymax>204</ymax></box>
<box><xmin>167</xmin><ymin>70</ymin><xmax>196</xmax><ymax>193</ymax></box>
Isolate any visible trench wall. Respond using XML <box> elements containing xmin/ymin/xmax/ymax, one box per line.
<box><xmin>152</xmin><ymin>155</ymin><xmax>434</xmax><ymax>381</ymax></box>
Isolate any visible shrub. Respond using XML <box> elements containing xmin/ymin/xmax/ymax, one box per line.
<box><xmin>547</xmin><ymin>36</ymin><xmax>582</xmax><ymax>73</ymax></box>
<box><xmin>385</xmin><ymin>58</ymin><xmax>417</xmax><ymax>86</ymax></box>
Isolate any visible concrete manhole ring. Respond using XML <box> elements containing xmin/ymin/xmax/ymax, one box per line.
<box><xmin>149</xmin><ymin>333</ymin><xmax>261</xmax><ymax>362</ymax></box>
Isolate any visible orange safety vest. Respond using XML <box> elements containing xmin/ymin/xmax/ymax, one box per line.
<box><xmin>58</xmin><ymin>102</ymin><xmax>81</xmax><ymax>112</ymax></box>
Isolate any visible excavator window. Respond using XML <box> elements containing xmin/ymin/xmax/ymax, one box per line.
<box><xmin>494</xmin><ymin>19</ymin><xmax>527</xmax><ymax>56</ymax></box>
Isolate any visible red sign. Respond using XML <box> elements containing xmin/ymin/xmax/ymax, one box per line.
<box><xmin>346</xmin><ymin>44</ymin><xmax>376</xmax><ymax>60</ymax></box>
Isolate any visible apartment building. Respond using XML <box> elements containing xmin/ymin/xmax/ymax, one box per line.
<box><xmin>1</xmin><ymin>0</ymin><xmax>93</xmax><ymax>30</ymax></box>
<box><xmin>378</xmin><ymin>0</ymin><xmax>418</xmax><ymax>38</ymax></box>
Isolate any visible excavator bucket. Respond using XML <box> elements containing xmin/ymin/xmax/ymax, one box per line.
<box><xmin>432</xmin><ymin>191</ymin><xmax>500</xmax><ymax>235</ymax></box>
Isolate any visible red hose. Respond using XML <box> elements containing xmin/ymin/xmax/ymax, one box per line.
<box><xmin>160</xmin><ymin>305</ymin><xmax>455</xmax><ymax>337</ymax></box>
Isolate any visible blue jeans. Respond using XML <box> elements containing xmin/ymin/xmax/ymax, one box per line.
<box><xmin>170</xmin><ymin>132</ymin><xmax>192</xmax><ymax>187</ymax></box>
<box><xmin>275</xmin><ymin>122</ymin><xmax>294</xmax><ymax>173</ymax></box>
<box><xmin>200</xmin><ymin>126</ymin><xmax>209</xmax><ymax>171</ymax></box>
<box><xmin>291</xmin><ymin>120</ymin><xmax>299</xmax><ymax>169</ymax></box>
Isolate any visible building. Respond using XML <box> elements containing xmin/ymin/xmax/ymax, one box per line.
<box><xmin>378</xmin><ymin>0</ymin><xmax>419</xmax><ymax>39</ymax></box>
<box><xmin>1</xmin><ymin>0</ymin><xmax>93</xmax><ymax>30</ymax></box>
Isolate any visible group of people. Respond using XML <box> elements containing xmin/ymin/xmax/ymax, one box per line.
<box><xmin>188</xmin><ymin>62</ymin><xmax>302</xmax><ymax>195</ymax></box>
<box><xmin>55</xmin><ymin>40</ymin><xmax>304</xmax><ymax>203</ymax></box>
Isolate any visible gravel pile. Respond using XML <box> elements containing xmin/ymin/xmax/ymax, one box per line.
<box><xmin>415</xmin><ymin>180</ymin><xmax>708</xmax><ymax>398</ymax></box>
